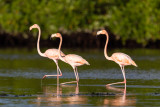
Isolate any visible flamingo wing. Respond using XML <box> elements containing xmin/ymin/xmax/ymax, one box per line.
<box><xmin>111</xmin><ymin>52</ymin><xmax>137</xmax><ymax>66</ymax></box>
<box><xmin>64</xmin><ymin>54</ymin><xmax>89</xmax><ymax>65</ymax></box>
<box><xmin>44</xmin><ymin>49</ymin><xmax>65</xmax><ymax>59</ymax></box>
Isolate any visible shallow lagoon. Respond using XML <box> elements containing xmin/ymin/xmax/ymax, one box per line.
<box><xmin>0</xmin><ymin>48</ymin><xmax>160</xmax><ymax>106</ymax></box>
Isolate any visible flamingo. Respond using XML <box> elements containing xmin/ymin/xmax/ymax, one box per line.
<box><xmin>50</xmin><ymin>33</ymin><xmax>90</xmax><ymax>85</ymax></box>
<box><xmin>29</xmin><ymin>24</ymin><xmax>65</xmax><ymax>79</ymax></box>
<box><xmin>97</xmin><ymin>30</ymin><xmax>137</xmax><ymax>87</ymax></box>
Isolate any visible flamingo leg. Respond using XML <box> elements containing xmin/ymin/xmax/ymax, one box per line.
<box><xmin>75</xmin><ymin>84</ymin><xmax>79</xmax><ymax>95</ymax></box>
<box><xmin>122</xmin><ymin>65</ymin><xmax>127</xmax><ymax>87</ymax></box>
<box><xmin>74</xmin><ymin>67</ymin><xmax>79</xmax><ymax>86</ymax></box>
<box><xmin>61</xmin><ymin>67</ymin><xmax>78</xmax><ymax>85</ymax></box>
<box><xmin>42</xmin><ymin>60</ymin><xmax>62</xmax><ymax>79</ymax></box>
<box><xmin>57</xmin><ymin>69</ymin><xmax>60</xmax><ymax>97</ymax></box>
<box><xmin>106</xmin><ymin>65</ymin><xmax>126</xmax><ymax>86</ymax></box>
<box><xmin>75</xmin><ymin>67</ymin><xmax>79</xmax><ymax>82</ymax></box>
<box><xmin>73</xmin><ymin>67</ymin><xmax>79</xmax><ymax>82</ymax></box>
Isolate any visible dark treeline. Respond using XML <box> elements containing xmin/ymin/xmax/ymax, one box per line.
<box><xmin>1</xmin><ymin>32</ymin><xmax>160</xmax><ymax>50</ymax></box>
<box><xmin>0</xmin><ymin>0</ymin><xmax>160</xmax><ymax>48</ymax></box>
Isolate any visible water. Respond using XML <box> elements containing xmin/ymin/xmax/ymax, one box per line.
<box><xmin>0</xmin><ymin>48</ymin><xmax>160</xmax><ymax>107</ymax></box>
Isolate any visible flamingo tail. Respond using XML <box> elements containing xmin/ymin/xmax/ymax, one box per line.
<box><xmin>131</xmin><ymin>60</ymin><xmax>137</xmax><ymax>67</ymax></box>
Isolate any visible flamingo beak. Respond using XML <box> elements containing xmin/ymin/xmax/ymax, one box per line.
<box><xmin>97</xmin><ymin>31</ymin><xmax>102</xmax><ymax>35</ymax></box>
<box><xmin>50</xmin><ymin>34</ymin><xmax>57</xmax><ymax>39</ymax></box>
<box><xmin>96</xmin><ymin>31</ymin><xmax>102</xmax><ymax>37</ymax></box>
<box><xmin>29</xmin><ymin>24</ymin><xmax>38</xmax><ymax>31</ymax></box>
<box><xmin>29</xmin><ymin>26</ymin><xmax>34</xmax><ymax>31</ymax></box>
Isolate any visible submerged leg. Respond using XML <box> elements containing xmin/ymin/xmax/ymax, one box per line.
<box><xmin>57</xmin><ymin>69</ymin><xmax>60</xmax><ymax>97</ymax></box>
<box><xmin>106</xmin><ymin>65</ymin><xmax>126</xmax><ymax>86</ymax></box>
<box><xmin>61</xmin><ymin>66</ymin><xmax>78</xmax><ymax>85</ymax></box>
<box><xmin>42</xmin><ymin>60</ymin><xmax>62</xmax><ymax>79</ymax></box>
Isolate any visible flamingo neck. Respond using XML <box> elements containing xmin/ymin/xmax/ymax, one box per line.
<box><xmin>37</xmin><ymin>26</ymin><xmax>45</xmax><ymax>57</ymax></box>
<box><xmin>104</xmin><ymin>32</ymin><xmax>112</xmax><ymax>60</ymax></box>
<box><xmin>58</xmin><ymin>35</ymin><xmax>65</xmax><ymax>62</ymax></box>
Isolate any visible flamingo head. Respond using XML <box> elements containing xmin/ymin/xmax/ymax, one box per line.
<box><xmin>29</xmin><ymin>24</ymin><xmax>39</xmax><ymax>30</ymax></box>
<box><xmin>51</xmin><ymin>33</ymin><xmax>61</xmax><ymax>39</ymax></box>
<box><xmin>97</xmin><ymin>30</ymin><xmax>107</xmax><ymax>35</ymax></box>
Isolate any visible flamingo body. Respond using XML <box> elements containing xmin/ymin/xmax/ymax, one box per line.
<box><xmin>44</xmin><ymin>49</ymin><xmax>65</xmax><ymax>60</ymax></box>
<box><xmin>62</xmin><ymin>54</ymin><xmax>89</xmax><ymax>67</ymax></box>
<box><xmin>111</xmin><ymin>52</ymin><xmax>137</xmax><ymax>67</ymax></box>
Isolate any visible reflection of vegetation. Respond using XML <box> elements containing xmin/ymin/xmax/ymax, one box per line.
<box><xmin>0</xmin><ymin>77</ymin><xmax>41</xmax><ymax>95</ymax></box>
<box><xmin>1</xmin><ymin>48</ymin><xmax>160</xmax><ymax>70</ymax></box>
<box><xmin>0</xmin><ymin>0</ymin><xmax>159</xmax><ymax>45</ymax></box>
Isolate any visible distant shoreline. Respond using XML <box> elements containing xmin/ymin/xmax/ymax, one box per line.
<box><xmin>0</xmin><ymin>32</ymin><xmax>160</xmax><ymax>49</ymax></box>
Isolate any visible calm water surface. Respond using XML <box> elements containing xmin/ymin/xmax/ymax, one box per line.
<box><xmin>0</xmin><ymin>48</ymin><xmax>160</xmax><ymax>107</ymax></box>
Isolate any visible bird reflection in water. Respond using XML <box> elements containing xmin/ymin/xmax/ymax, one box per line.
<box><xmin>37</xmin><ymin>77</ymin><xmax>87</xmax><ymax>106</ymax></box>
<box><xmin>104</xmin><ymin>85</ymin><xmax>136</xmax><ymax>106</ymax></box>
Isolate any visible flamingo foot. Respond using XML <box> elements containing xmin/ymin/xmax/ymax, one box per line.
<box><xmin>42</xmin><ymin>75</ymin><xmax>47</xmax><ymax>80</ymax></box>
<box><xmin>106</xmin><ymin>80</ymin><xmax>126</xmax><ymax>86</ymax></box>
<box><xmin>61</xmin><ymin>81</ymin><xmax>78</xmax><ymax>85</ymax></box>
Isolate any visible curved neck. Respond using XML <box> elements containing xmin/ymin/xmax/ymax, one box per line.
<box><xmin>37</xmin><ymin>26</ymin><xmax>45</xmax><ymax>57</ymax></box>
<box><xmin>104</xmin><ymin>32</ymin><xmax>112</xmax><ymax>60</ymax></box>
<box><xmin>58</xmin><ymin>35</ymin><xmax>65</xmax><ymax>62</ymax></box>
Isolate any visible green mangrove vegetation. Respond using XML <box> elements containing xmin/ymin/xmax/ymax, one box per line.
<box><xmin>0</xmin><ymin>0</ymin><xmax>160</xmax><ymax>45</ymax></box>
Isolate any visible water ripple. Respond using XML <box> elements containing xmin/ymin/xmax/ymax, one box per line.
<box><xmin>0</xmin><ymin>68</ymin><xmax>160</xmax><ymax>80</ymax></box>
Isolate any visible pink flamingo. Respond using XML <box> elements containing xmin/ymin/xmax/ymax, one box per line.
<box><xmin>50</xmin><ymin>33</ymin><xmax>90</xmax><ymax>85</ymax></box>
<box><xmin>97</xmin><ymin>30</ymin><xmax>137</xmax><ymax>87</ymax></box>
<box><xmin>29</xmin><ymin>24</ymin><xmax>65</xmax><ymax>79</ymax></box>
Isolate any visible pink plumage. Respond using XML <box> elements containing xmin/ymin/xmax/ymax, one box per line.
<box><xmin>111</xmin><ymin>52</ymin><xmax>137</xmax><ymax>67</ymax></box>
<box><xmin>30</xmin><ymin>24</ymin><xmax>65</xmax><ymax>79</ymax></box>
<box><xmin>97</xmin><ymin>30</ymin><xmax>137</xmax><ymax>86</ymax></box>
<box><xmin>44</xmin><ymin>49</ymin><xmax>65</xmax><ymax>60</ymax></box>
<box><xmin>51</xmin><ymin>33</ymin><xmax>90</xmax><ymax>85</ymax></box>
